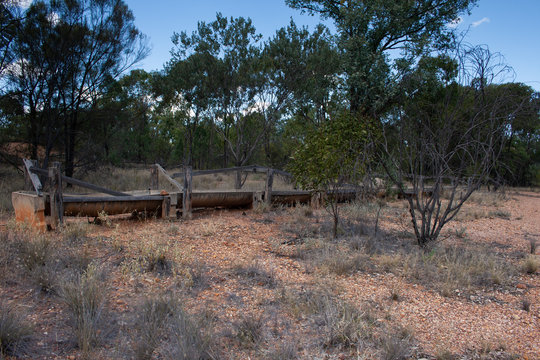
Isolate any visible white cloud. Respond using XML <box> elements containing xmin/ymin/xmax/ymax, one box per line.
<box><xmin>447</xmin><ymin>17</ymin><xmax>463</xmax><ymax>29</ymax></box>
<box><xmin>472</xmin><ymin>17</ymin><xmax>490</xmax><ymax>28</ymax></box>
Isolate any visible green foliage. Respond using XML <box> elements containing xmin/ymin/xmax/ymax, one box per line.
<box><xmin>286</xmin><ymin>0</ymin><xmax>477</xmax><ymax>115</ymax></box>
<box><xmin>289</xmin><ymin>111</ymin><xmax>373</xmax><ymax>191</ymax></box>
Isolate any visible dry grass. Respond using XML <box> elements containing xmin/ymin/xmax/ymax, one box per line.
<box><xmin>0</xmin><ymin>301</ymin><xmax>33</xmax><ymax>357</ymax></box>
<box><xmin>0</xmin><ymin>165</ymin><xmax>24</xmax><ymax>213</ymax></box>
<box><xmin>397</xmin><ymin>245</ymin><xmax>516</xmax><ymax>296</ymax></box>
<box><xmin>59</xmin><ymin>262</ymin><xmax>106</xmax><ymax>354</ymax></box>
<box><xmin>279</xmin><ymin>286</ymin><xmax>376</xmax><ymax>349</ymax></box>
<box><xmin>233</xmin><ymin>314</ymin><xmax>264</xmax><ymax>348</ymax></box>
<box><xmin>232</xmin><ymin>262</ymin><xmax>277</xmax><ymax>288</ymax></box>
<box><xmin>521</xmin><ymin>255</ymin><xmax>539</xmax><ymax>274</ymax></box>
<box><xmin>133</xmin><ymin>296</ymin><xmax>217</xmax><ymax>360</ymax></box>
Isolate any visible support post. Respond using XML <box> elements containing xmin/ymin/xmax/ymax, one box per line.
<box><xmin>183</xmin><ymin>166</ymin><xmax>192</xmax><ymax>219</ymax></box>
<box><xmin>265</xmin><ymin>168</ymin><xmax>274</xmax><ymax>205</ymax></box>
<box><xmin>161</xmin><ymin>196</ymin><xmax>171</xmax><ymax>218</ymax></box>
<box><xmin>24</xmin><ymin>159</ymin><xmax>38</xmax><ymax>191</ymax></box>
<box><xmin>310</xmin><ymin>191</ymin><xmax>322</xmax><ymax>210</ymax></box>
<box><xmin>150</xmin><ymin>164</ymin><xmax>159</xmax><ymax>190</ymax></box>
<box><xmin>48</xmin><ymin>162</ymin><xmax>63</xmax><ymax>228</ymax></box>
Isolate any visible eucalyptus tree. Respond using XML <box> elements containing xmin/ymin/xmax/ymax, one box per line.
<box><xmin>0</xmin><ymin>0</ymin><xmax>21</xmax><ymax>80</ymax></box>
<box><xmin>286</xmin><ymin>0</ymin><xmax>478</xmax><ymax>118</ymax></box>
<box><xmin>262</xmin><ymin>21</ymin><xmax>341</xmax><ymax>167</ymax></box>
<box><xmin>3</xmin><ymin>0</ymin><xmax>148</xmax><ymax>174</ymax></box>
<box><xmin>169</xmin><ymin>13</ymin><xmax>270</xmax><ymax>188</ymax></box>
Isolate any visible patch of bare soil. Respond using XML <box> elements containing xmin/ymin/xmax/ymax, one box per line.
<box><xmin>0</xmin><ymin>190</ymin><xmax>538</xmax><ymax>359</ymax></box>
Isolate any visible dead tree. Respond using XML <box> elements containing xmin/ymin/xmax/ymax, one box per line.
<box><xmin>382</xmin><ymin>45</ymin><xmax>524</xmax><ymax>247</ymax></box>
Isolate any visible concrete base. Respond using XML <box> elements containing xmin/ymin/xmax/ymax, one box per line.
<box><xmin>12</xmin><ymin>191</ymin><xmax>48</xmax><ymax>232</ymax></box>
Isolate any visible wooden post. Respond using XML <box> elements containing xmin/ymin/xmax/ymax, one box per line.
<box><xmin>311</xmin><ymin>191</ymin><xmax>322</xmax><ymax>210</ymax></box>
<box><xmin>150</xmin><ymin>164</ymin><xmax>159</xmax><ymax>190</ymax></box>
<box><xmin>265</xmin><ymin>168</ymin><xmax>274</xmax><ymax>205</ymax></box>
<box><xmin>161</xmin><ymin>196</ymin><xmax>171</xmax><ymax>218</ymax></box>
<box><xmin>23</xmin><ymin>159</ymin><xmax>42</xmax><ymax>194</ymax></box>
<box><xmin>48</xmin><ymin>162</ymin><xmax>63</xmax><ymax>228</ymax></box>
<box><xmin>24</xmin><ymin>159</ymin><xmax>38</xmax><ymax>191</ymax></box>
<box><xmin>183</xmin><ymin>166</ymin><xmax>192</xmax><ymax>219</ymax></box>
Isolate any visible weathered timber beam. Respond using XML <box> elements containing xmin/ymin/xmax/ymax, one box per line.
<box><xmin>172</xmin><ymin>165</ymin><xmax>292</xmax><ymax>179</ymax></box>
<box><xmin>62</xmin><ymin>195</ymin><xmax>164</xmax><ymax>203</ymax></box>
<box><xmin>23</xmin><ymin>159</ymin><xmax>43</xmax><ymax>195</ymax></box>
<box><xmin>154</xmin><ymin>163</ymin><xmax>183</xmax><ymax>191</ymax></box>
<box><xmin>29</xmin><ymin>166</ymin><xmax>129</xmax><ymax>197</ymax></box>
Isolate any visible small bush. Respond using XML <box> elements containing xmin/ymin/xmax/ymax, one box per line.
<box><xmin>0</xmin><ymin>302</ymin><xmax>33</xmax><ymax>357</ymax></box>
<box><xmin>521</xmin><ymin>255</ymin><xmax>539</xmax><ymax>274</ymax></box>
<box><xmin>59</xmin><ymin>263</ymin><xmax>105</xmax><ymax>353</ymax></box>
<box><xmin>234</xmin><ymin>314</ymin><xmax>264</xmax><ymax>348</ymax></box>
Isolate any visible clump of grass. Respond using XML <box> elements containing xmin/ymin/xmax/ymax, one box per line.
<box><xmin>59</xmin><ymin>262</ymin><xmax>106</xmax><ymax>354</ymax></box>
<box><xmin>232</xmin><ymin>262</ymin><xmax>276</xmax><ymax>288</ymax></box>
<box><xmin>17</xmin><ymin>235</ymin><xmax>52</xmax><ymax>272</ymax></box>
<box><xmin>318</xmin><ymin>251</ymin><xmax>371</xmax><ymax>276</ymax></box>
<box><xmin>436</xmin><ymin>349</ymin><xmax>457</xmax><ymax>360</ymax></box>
<box><xmin>0</xmin><ymin>301</ymin><xmax>33</xmax><ymax>357</ymax></box>
<box><xmin>521</xmin><ymin>255</ymin><xmax>539</xmax><ymax>274</ymax></box>
<box><xmin>123</xmin><ymin>241</ymin><xmax>172</xmax><ymax>275</ymax></box>
<box><xmin>529</xmin><ymin>238</ymin><xmax>537</xmax><ymax>255</ymax></box>
<box><xmin>454</xmin><ymin>226</ymin><xmax>467</xmax><ymax>239</ymax></box>
<box><xmin>234</xmin><ymin>314</ymin><xmax>264</xmax><ymax>348</ymax></box>
<box><xmin>17</xmin><ymin>235</ymin><xmax>58</xmax><ymax>293</ymax></box>
<box><xmin>320</xmin><ymin>296</ymin><xmax>374</xmax><ymax>348</ymax></box>
<box><xmin>134</xmin><ymin>297</ymin><xmax>177</xmax><ymax>360</ymax></box>
<box><xmin>467</xmin><ymin>191</ymin><xmax>506</xmax><ymax>206</ymax></box>
<box><xmin>279</xmin><ymin>288</ymin><xmax>374</xmax><ymax>348</ymax></box>
<box><xmin>521</xmin><ymin>299</ymin><xmax>531</xmax><ymax>312</ymax></box>
<box><xmin>264</xmin><ymin>340</ymin><xmax>298</xmax><ymax>360</ymax></box>
<box><xmin>254</xmin><ymin>201</ymin><xmax>272</xmax><ymax>214</ymax></box>
<box><xmin>380</xmin><ymin>330</ymin><xmax>414</xmax><ymax>360</ymax></box>
<box><xmin>62</xmin><ymin>222</ymin><xmax>90</xmax><ymax>243</ymax></box>
<box><xmin>134</xmin><ymin>296</ymin><xmax>217</xmax><ymax>359</ymax></box>
<box><xmin>398</xmin><ymin>245</ymin><xmax>515</xmax><ymax>296</ymax></box>
<box><xmin>167</xmin><ymin>224</ymin><xmax>179</xmax><ymax>236</ymax></box>
<box><xmin>455</xmin><ymin>208</ymin><xmax>488</xmax><ymax>222</ymax></box>
<box><xmin>198</xmin><ymin>220</ymin><xmax>217</xmax><ymax>237</ymax></box>
<box><xmin>488</xmin><ymin>210</ymin><xmax>511</xmax><ymax>220</ymax></box>
<box><xmin>160</xmin><ymin>303</ymin><xmax>217</xmax><ymax>359</ymax></box>
<box><xmin>390</xmin><ymin>288</ymin><xmax>401</xmax><ymax>302</ymax></box>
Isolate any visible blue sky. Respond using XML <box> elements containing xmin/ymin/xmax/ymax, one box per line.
<box><xmin>125</xmin><ymin>0</ymin><xmax>540</xmax><ymax>91</ymax></box>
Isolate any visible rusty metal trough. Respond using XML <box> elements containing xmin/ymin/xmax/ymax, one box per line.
<box><xmin>12</xmin><ymin>160</ymin><xmax>363</xmax><ymax>231</ymax></box>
